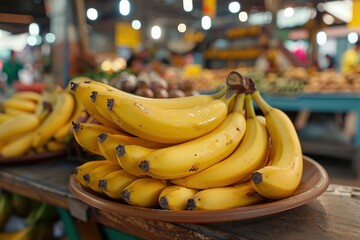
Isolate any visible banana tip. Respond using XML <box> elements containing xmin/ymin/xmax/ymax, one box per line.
<box><xmin>70</xmin><ymin>82</ymin><xmax>78</xmax><ymax>92</ymax></box>
<box><xmin>121</xmin><ymin>189</ymin><xmax>130</xmax><ymax>202</ymax></box>
<box><xmin>97</xmin><ymin>133</ymin><xmax>108</xmax><ymax>143</ymax></box>
<box><xmin>98</xmin><ymin>180</ymin><xmax>107</xmax><ymax>190</ymax></box>
<box><xmin>72</xmin><ymin>122</ymin><xmax>80</xmax><ymax>132</ymax></box>
<box><xmin>139</xmin><ymin>160</ymin><xmax>150</xmax><ymax>172</ymax></box>
<box><xmin>116</xmin><ymin>145</ymin><xmax>125</xmax><ymax>157</ymax></box>
<box><xmin>186</xmin><ymin>199</ymin><xmax>196</xmax><ymax>210</ymax></box>
<box><xmin>158</xmin><ymin>197</ymin><xmax>168</xmax><ymax>209</ymax></box>
<box><xmin>252</xmin><ymin>172</ymin><xmax>263</xmax><ymax>184</ymax></box>
<box><xmin>83</xmin><ymin>174</ymin><xmax>90</xmax><ymax>183</ymax></box>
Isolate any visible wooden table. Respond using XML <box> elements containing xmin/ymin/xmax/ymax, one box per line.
<box><xmin>0</xmin><ymin>158</ymin><xmax>359</xmax><ymax>240</ymax></box>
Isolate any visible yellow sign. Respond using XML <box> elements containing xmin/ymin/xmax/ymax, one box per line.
<box><xmin>226</xmin><ymin>26</ymin><xmax>261</xmax><ymax>38</ymax></box>
<box><xmin>183</xmin><ymin>32</ymin><xmax>205</xmax><ymax>43</ymax></box>
<box><xmin>115</xmin><ymin>22</ymin><xmax>141</xmax><ymax>48</ymax></box>
<box><xmin>349</xmin><ymin>0</ymin><xmax>360</xmax><ymax>27</ymax></box>
<box><xmin>203</xmin><ymin>0</ymin><xmax>217</xmax><ymax>18</ymax></box>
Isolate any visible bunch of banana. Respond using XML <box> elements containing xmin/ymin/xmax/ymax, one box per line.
<box><xmin>71</xmin><ymin>71</ymin><xmax>304</xmax><ymax>210</ymax></box>
<box><xmin>0</xmin><ymin>86</ymin><xmax>86</xmax><ymax>158</ymax></box>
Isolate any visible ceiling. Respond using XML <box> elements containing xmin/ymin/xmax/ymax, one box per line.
<box><xmin>0</xmin><ymin>0</ymin><xmax>347</xmax><ymax>35</ymax></box>
<box><xmin>0</xmin><ymin>0</ymin><xmax>49</xmax><ymax>34</ymax></box>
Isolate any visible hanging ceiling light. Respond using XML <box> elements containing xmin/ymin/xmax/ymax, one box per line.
<box><xmin>151</xmin><ymin>25</ymin><xmax>161</xmax><ymax>39</ymax></box>
<box><xmin>87</xmin><ymin>8</ymin><xmax>98</xmax><ymax>21</ymax></box>
<box><xmin>183</xmin><ymin>0</ymin><xmax>193</xmax><ymax>12</ymax></box>
<box><xmin>119</xmin><ymin>0</ymin><xmax>130</xmax><ymax>16</ymax></box>
<box><xmin>229</xmin><ymin>2</ymin><xmax>241</xmax><ymax>13</ymax></box>
<box><xmin>202</xmin><ymin>16</ymin><xmax>211</xmax><ymax>30</ymax></box>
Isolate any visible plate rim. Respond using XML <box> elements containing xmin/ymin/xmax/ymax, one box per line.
<box><xmin>68</xmin><ymin>156</ymin><xmax>330</xmax><ymax>223</ymax></box>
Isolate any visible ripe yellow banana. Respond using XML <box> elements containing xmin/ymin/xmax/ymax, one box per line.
<box><xmin>32</xmin><ymin>91</ymin><xmax>75</xmax><ymax>148</ymax></box>
<box><xmin>2</xmin><ymin>98</ymin><xmax>37</xmax><ymax>112</ymax></box>
<box><xmin>187</xmin><ymin>181</ymin><xmax>265</xmax><ymax>210</ymax></box>
<box><xmin>98</xmin><ymin>170</ymin><xmax>139</xmax><ymax>199</ymax></box>
<box><xmin>116</xmin><ymin>145</ymin><xmax>157</xmax><ymax>177</ymax></box>
<box><xmin>72</xmin><ymin>122</ymin><xmax>122</xmax><ymax>155</ymax></box>
<box><xmin>73</xmin><ymin>160</ymin><xmax>112</xmax><ymax>187</ymax></box>
<box><xmin>3</xmin><ymin>107</ymin><xmax>34</xmax><ymax>116</ymax></box>
<box><xmin>107</xmin><ymin>91</ymin><xmax>236</xmax><ymax>144</ymax></box>
<box><xmin>0</xmin><ymin>113</ymin><xmax>40</xmax><ymax>142</ymax></box>
<box><xmin>70</xmin><ymin>81</ymin><xmax>121</xmax><ymax>130</ymax></box>
<box><xmin>71</xmin><ymin>76</ymin><xmax>227</xmax><ymax>109</ymax></box>
<box><xmin>12</xmin><ymin>91</ymin><xmax>42</xmax><ymax>102</ymax></box>
<box><xmin>97</xmin><ymin>132</ymin><xmax>170</xmax><ymax>164</ymax></box>
<box><xmin>46</xmin><ymin>140</ymin><xmax>66</xmax><ymax>152</ymax></box>
<box><xmin>251</xmin><ymin>86</ymin><xmax>303</xmax><ymax>200</ymax></box>
<box><xmin>121</xmin><ymin>178</ymin><xmax>167</xmax><ymax>208</ymax></box>
<box><xmin>0</xmin><ymin>130</ymin><xmax>35</xmax><ymax>158</ymax></box>
<box><xmin>138</xmin><ymin>94</ymin><xmax>246</xmax><ymax>179</ymax></box>
<box><xmin>158</xmin><ymin>185</ymin><xmax>198</xmax><ymax>210</ymax></box>
<box><xmin>53</xmin><ymin>95</ymin><xmax>87</xmax><ymax>142</ymax></box>
<box><xmin>86</xmin><ymin>164</ymin><xmax>122</xmax><ymax>193</ymax></box>
<box><xmin>0</xmin><ymin>113</ymin><xmax>14</xmax><ymax>123</ymax></box>
<box><xmin>171</xmin><ymin>94</ymin><xmax>269</xmax><ymax>189</ymax></box>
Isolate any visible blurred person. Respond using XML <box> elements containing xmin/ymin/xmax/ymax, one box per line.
<box><xmin>325</xmin><ymin>54</ymin><xmax>336</xmax><ymax>70</ymax></box>
<box><xmin>1</xmin><ymin>50</ymin><xmax>23</xmax><ymax>88</ymax></box>
<box><xmin>255</xmin><ymin>42</ymin><xmax>291</xmax><ymax>74</ymax></box>
<box><xmin>341</xmin><ymin>40</ymin><xmax>360</xmax><ymax>74</ymax></box>
<box><xmin>125</xmin><ymin>55</ymin><xmax>145</xmax><ymax>76</ymax></box>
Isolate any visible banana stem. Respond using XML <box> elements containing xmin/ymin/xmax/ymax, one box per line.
<box><xmin>252</xmin><ymin>90</ymin><xmax>272</xmax><ymax>114</ymax></box>
<box><xmin>221</xmin><ymin>89</ymin><xmax>237</xmax><ymax>106</ymax></box>
<box><xmin>232</xmin><ymin>94</ymin><xmax>245</xmax><ymax>113</ymax></box>
<box><xmin>211</xmin><ymin>85</ymin><xmax>227</xmax><ymax>99</ymax></box>
<box><xmin>245</xmin><ymin>94</ymin><xmax>256</xmax><ymax>118</ymax></box>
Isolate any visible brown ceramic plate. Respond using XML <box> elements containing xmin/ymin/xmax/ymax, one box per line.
<box><xmin>68</xmin><ymin>156</ymin><xmax>329</xmax><ymax>223</ymax></box>
<box><xmin>0</xmin><ymin>150</ymin><xmax>67</xmax><ymax>164</ymax></box>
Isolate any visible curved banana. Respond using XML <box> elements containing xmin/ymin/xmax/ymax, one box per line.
<box><xmin>70</xmin><ymin>81</ymin><xmax>121</xmax><ymax>130</ymax></box>
<box><xmin>116</xmin><ymin>145</ymin><xmax>157</xmax><ymax>177</ymax></box>
<box><xmin>121</xmin><ymin>178</ymin><xmax>167</xmax><ymax>208</ymax></box>
<box><xmin>73</xmin><ymin>160</ymin><xmax>112</xmax><ymax>187</ymax></box>
<box><xmin>32</xmin><ymin>91</ymin><xmax>75</xmax><ymax>148</ymax></box>
<box><xmin>0</xmin><ymin>113</ymin><xmax>40</xmax><ymax>142</ymax></box>
<box><xmin>97</xmin><ymin>132</ymin><xmax>169</xmax><ymax>164</ymax></box>
<box><xmin>171</xmin><ymin>94</ymin><xmax>269</xmax><ymax>189</ymax></box>
<box><xmin>98</xmin><ymin>170</ymin><xmax>139</xmax><ymax>199</ymax></box>
<box><xmin>86</xmin><ymin>164</ymin><xmax>122</xmax><ymax>193</ymax></box>
<box><xmin>0</xmin><ymin>130</ymin><xmax>35</xmax><ymax>158</ymax></box>
<box><xmin>250</xmin><ymin>85</ymin><xmax>303</xmax><ymax>200</ymax></box>
<box><xmin>2</xmin><ymin>98</ymin><xmax>37</xmax><ymax>112</ymax></box>
<box><xmin>12</xmin><ymin>91</ymin><xmax>42</xmax><ymax>102</ymax></box>
<box><xmin>53</xmin><ymin>95</ymin><xmax>87</xmax><ymax>142</ymax></box>
<box><xmin>187</xmin><ymin>181</ymin><xmax>265</xmax><ymax>210</ymax></box>
<box><xmin>158</xmin><ymin>185</ymin><xmax>198</xmax><ymax>210</ymax></box>
<box><xmin>46</xmin><ymin>140</ymin><xmax>66</xmax><ymax>152</ymax></box>
<box><xmin>138</xmin><ymin>94</ymin><xmax>246</xmax><ymax>179</ymax></box>
<box><xmin>109</xmin><ymin>90</ymin><xmax>236</xmax><ymax>144</ymax></box>
<box><xmin>71</xmin><ymin>76</ymin><xmax>227</xmax><ymax>109</ymax></box>
<box><xmin>0</xmin><ymin>113</ymin><xmax>14</xmax><ymax>123</ymax></box>
<box><xmin>72</xmin><ymin>122</ymin><xmax>122</xmax><ymax>155</ymax></box>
